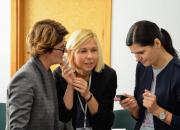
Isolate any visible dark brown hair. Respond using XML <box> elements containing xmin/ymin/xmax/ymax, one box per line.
<box><xmin>126</xmin><ymin>20</ymin><xmax>178</xmax><ymax>57</ymax></box>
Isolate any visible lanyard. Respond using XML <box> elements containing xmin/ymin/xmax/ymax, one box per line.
<box><xmin>78</xmin><ymin>74</ymin><xmax>92</xmax><ymax>128</ymax></box>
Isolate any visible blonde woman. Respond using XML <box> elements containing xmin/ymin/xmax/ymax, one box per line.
<box><xmin>53</xmin><ymin>29</ymin><xmax>117</xmax><ymax>130</ymax></box>
<box><xmin>6</xmin><ymin>19</ymin><xmax>68</xmax><ymax>130</ymax></box>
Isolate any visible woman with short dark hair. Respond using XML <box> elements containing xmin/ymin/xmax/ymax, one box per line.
<box><xmin>6</xmin><ymin>19</ymin><xmax>68</xmax><ymax>130</ymax></box>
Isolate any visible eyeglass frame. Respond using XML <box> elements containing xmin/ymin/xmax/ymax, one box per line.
<box><xmin>53</xmin><ymin>45</ymin><xmax>66</xmax><ymax>53</ymax></box>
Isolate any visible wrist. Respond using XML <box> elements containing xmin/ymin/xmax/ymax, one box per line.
<box><xmin>67</xmin><ymin>84</ymin><xmax>74</xmax><ymax>89</ymax></box>
<box><xmin>85</xmin><ymin>93</ymin><xmax>93</xmax><ymax>102</ymax></box>
<box><xmin>152</xmin><ymin>106</ymin><xmax>162</xmax><ymax>117</ymax></box>
<box><xmin>84</xmin><ymin>92</ymin><xmax>91</xmax><ymax>100</ymax></box>
<box><xmin>153</xmin><ymin>106</ymin><xmax>167</xmax><ymax>121</ymax></box>
<box><xmin>129</xmin><ymin>105</ymin><xmax>140</xmax><ymax>119</ymax></box>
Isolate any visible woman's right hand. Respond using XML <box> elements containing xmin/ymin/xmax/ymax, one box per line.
<box><xmin>61</xmin><ymin>63</ymin><xmax>75</xmax><ymax>85</ymax></box>
<box><xmin>117</xmin><ymin>94</ymin><xmax>140</xmax><ymax>119</ymax></box>
<box><xmin>120</xmin><ymin>94</ymin><xmax>138</xmax><ymax>110</ymax></box>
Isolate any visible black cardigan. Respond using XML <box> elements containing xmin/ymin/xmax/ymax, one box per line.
<box><xmin>53</xmin><ymin>65</ymin><xmax>117</xmax><ymax>130</ymax></box>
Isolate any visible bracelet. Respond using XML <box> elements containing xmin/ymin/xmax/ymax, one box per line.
<box><xmin>86</xmin><ymin>93</ymin><xmax>93</xmax><ymax>102</ymax></box>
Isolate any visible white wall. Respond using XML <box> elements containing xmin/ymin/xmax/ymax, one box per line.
<box><xmin>112</xmin><ymin>0</ymin><xmax>180</xmax><ymax>110</ymax></box>
<box><xmin>1</xmin><ymin>0</ymin><xmax>180</xmax><ymax>107</ymax></box>
<box><xmin>0</xmin><ymin>0</ymin><xmax>11</xmax><ymax>103</ymax></box>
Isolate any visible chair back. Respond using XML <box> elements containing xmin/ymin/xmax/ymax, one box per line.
<box><xmin>112</xmin><ymin>109</ymin><xmax>136</xmax><ymax>130</ymax></box>
<box><xmin>0</xmin><ymin>103</ymin><xmax>6</xmax><ymax>130</ymax></box>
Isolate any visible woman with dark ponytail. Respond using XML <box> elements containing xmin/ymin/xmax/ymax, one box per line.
<box><xmin>117</xmin><ymin>20</ymin><xmax>180</xmax><ymax>130</ymax></box>
<box><xmin>160</xmin><ymin>28</ymin><xmax>178</xmax><ymax>57</ymax></box>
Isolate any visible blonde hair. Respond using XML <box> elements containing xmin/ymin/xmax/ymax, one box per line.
<box><xmin>26</xmin><ymin>19</ymin><xmax>68</xmax><ymax>57</ymax></box>
<box><xmin>66</xmin><ymin>29</ymin><xmax>104</xmax><ymax>72</ymax></box>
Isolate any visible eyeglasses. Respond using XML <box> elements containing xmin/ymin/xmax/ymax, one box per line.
<box><xmin>53</xmin><ymin>47</ymin><xmax>66</xmax><ymax>53</ymax></box>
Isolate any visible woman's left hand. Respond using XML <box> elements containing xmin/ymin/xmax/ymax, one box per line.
<box><xmin>72</xmin><ymin>77</ymin><xmax>90</xmax><ymax>99</ymax></box>
<box><xmin>143</xmin><ymin>89</ymin><xmax>159</xmax><ymax>113</ymax></box>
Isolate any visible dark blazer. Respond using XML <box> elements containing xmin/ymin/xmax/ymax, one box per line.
<box><xmin>134</xmin><ymin>57</ymin><xmax>180</xmax><ymax>130</ymax></box>
<box><xmin>6</xmin><ymin>57</ymin><xmax>60</xmax><ymax>130</ymax></box>
<box><xmin>53</xmin><ymin>65</ymin><xmax>117</xmax><ymax>130</ymax></box>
